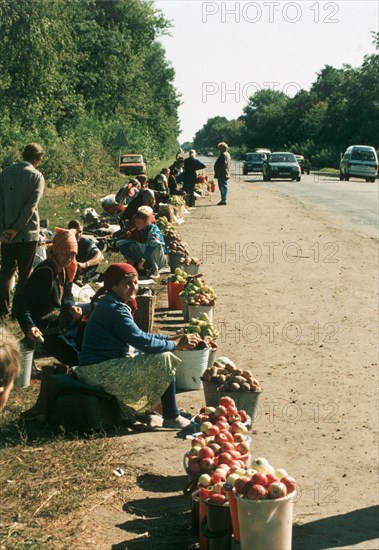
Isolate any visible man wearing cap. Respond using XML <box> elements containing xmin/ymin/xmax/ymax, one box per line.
<box><xmin>0</xmin><ymin>143</ymin><xmax>45</xmax><ymax>317</ymax></box>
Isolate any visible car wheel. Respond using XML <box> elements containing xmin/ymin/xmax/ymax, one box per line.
<box><xmin>345</xmin><ymin>175</ymin><xmax>350</xmax><ymax>181</ymax></box>
<box><xmin>370</xmin><ymin>177</ymin><xmax>376</xmax><ymax>183</ymax></box>
<box><xmin>296</xmin><ymin>176</ymin><xmax>301</xmax><ymax>182</ymax></box>
<box><xmin>243</xmin><ymin>170</ymin><xmax>247</xmax><ymax>176</ymax></box>
<box><xmin>307</xmin><ymin>170</ymin><xmax>310</xmax><ymax>175</ymax></box>
<box><xmin>365</xmin><ymin>178</ymin><xmax>370</xmax><ymax>182</ymax></box>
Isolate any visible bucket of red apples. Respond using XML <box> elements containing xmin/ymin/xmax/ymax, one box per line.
<box><xmin>184</xmin><ymin>397</ymin><xmax>252</xmax><ymax>483</ymax></box>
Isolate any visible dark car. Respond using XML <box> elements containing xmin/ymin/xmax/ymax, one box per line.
<box><xmin>243</xmin><ymin>152</ymin><xmax>267</xmax><ymax>175</ymax></box>
<box><xmin>263</xmin><ymin>152</ymin><xmax>301</xmax><ymax>182</ymax></box>
<box><xmin>119</xmin><ymin>154</ymin><xmax>146</xmax><ymax>176</ymax></box>
<box><xmin>295</xmin><ymin>155</ymin><xmax>311</xmax><ymax>175</ymax></box>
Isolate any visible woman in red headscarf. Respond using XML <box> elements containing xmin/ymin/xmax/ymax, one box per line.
<box><xmin>76</xmin><ymin>263</ymin><xmax>200</xmax><ymax>429</ymax></box>
<box><xmin>13</xmin><ymin>229</ymin><xmax>85</xmax><ymax>369</ymax></box>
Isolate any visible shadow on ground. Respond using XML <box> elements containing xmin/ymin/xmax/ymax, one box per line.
<box><xmin>293</xmin><ymin>505</ymin><xmax>379</xmax><ymax>549</ymax></box>
<box><xmin>113</xmin><ymin>494</ymin><xmax>197</xmax><ymax>550</ymax></box>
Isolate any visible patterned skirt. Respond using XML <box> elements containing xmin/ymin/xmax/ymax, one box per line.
<box><xmin>75</xmin><ymin>351</ymin><xmax>179</xmax><ymax>415</ymax></box>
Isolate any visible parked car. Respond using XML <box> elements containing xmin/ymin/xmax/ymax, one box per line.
<box><xmin>295</xmin><ymin>155</ymin><xmax>311</xmax><ymax>175</ymax></box>
<box><xmin>339</xmin><ymin>145</ymin><xmax>378</xmax><ymax>182</ymax></box>
<box><xmin>119</xmin><ymin>154</ymin><xmax>146</xmax><ymax>176</ymax></box>
<box><xmin>243</xmin><ymin>152</ymin><xmax>267</xmax><ymax>175</ymax></box>
<box><xmin>263</xmin><ymin>152</ymin><xmax>301</xmax><ymax>182</ymax></box>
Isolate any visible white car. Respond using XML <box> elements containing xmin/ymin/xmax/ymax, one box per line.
<box><xmin>340</xmin><ymin>145</ymin><xmax>378</xmax><ymax>182</ymax></box>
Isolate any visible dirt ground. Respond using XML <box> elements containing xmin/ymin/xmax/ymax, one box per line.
<box><xmin>53</xmin><ymin>172</ymin><xmax>378</xmax><ymax>549</ymax></box>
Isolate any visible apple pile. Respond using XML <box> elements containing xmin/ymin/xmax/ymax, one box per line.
<box><xmin>201</xmin><ymin>358</ymin><xmax>261</xmax><ymax>393</ymax></box>
<box><xmin>233</xmin><ymin>457</ymin><xmax>297</xmax><ymax>501</ymax></box>
<box><xmin>185</xmin><ymin>397</ymin><xmax>252</xmax><ymax>497</ymax></box>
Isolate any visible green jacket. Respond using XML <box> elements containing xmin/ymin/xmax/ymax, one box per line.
<box><xmin>0</xmin><ymin>161</ymin><xmax>45</xmax><ymax>243</ymax></box>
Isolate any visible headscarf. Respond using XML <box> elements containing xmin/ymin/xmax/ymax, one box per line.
<box><xmin>51</xmin><ymin>228</ymin><xmax>78</xmax><ymax>282</ymax></box>
<box><xmin>83</xmin><ymin>263</ymin><xmax>138</xmax><ymax>322</ymax></box>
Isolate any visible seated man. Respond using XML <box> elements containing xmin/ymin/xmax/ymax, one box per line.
<box><xmin>67</xmin><ymin>220</ymin><xmax>104</xmax><ymax>284</ymax></box>
<box><xmin>116</xmin><ymin>211</ymin><xmax>167</xmax><ymax>277</ymax></box>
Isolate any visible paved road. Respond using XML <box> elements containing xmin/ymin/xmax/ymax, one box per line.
<box><xmin>201</xmin><ymin>157</ymin><xmax>378</xmax><ymax>238</ymax></box>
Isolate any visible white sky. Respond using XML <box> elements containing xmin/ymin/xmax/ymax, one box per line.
<box><xmin>156</xmin><ymin>0</ymin><xmax>379</xmax><ymax>142</ymax></box>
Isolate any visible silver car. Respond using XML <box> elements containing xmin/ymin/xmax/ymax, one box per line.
<box><xmin>340</xmin><ymin>145</ymin><xmax>378</xmax><ymax>182</ymax></box>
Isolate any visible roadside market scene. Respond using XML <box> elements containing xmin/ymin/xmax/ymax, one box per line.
<box><xmin>0</xmin><ymin>1</ymin><xmax>378</xmax><ymax>549</ymax></box>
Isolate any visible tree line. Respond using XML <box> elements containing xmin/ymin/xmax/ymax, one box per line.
<box><xmin>0</xmin><ymin>0</ymin><xmax>180</xmax><ymax>186</ymax></box>
<box><xmin>193</xmin><ymin>32</ymin><xmax>379</xmax><ymax>167</ymax></box>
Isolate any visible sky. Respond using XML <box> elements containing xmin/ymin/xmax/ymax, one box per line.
<box><xmin>156</xmin><ymin>0</ymin><xmax>379</xmax><ymax>143</ymax></box>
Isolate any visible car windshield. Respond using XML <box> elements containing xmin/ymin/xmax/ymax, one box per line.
<box><xmin>270</xmin><ymin>154</ymin><xmax>296</xmax><ymax>163</ymax></box>
<box><xmin>351</xmin><ymin>149</ymin><xmax>375</xmax><ymax>161</ymax></box>
<box><xmin>246</xmin><ymin>154</ymin><xmax>263</xmax><ymax>161</ymax></box>
<box><xmin>121</xmin><ymin>155</ymin><xmax>143</xmax><ymax>163</ymax></box>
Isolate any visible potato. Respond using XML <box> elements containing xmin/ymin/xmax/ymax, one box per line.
<box><xmin>241</xmin><ymin>382</ymin><xmax>251</xmax><ymax>392</ymax></box>
<box><xmin>225</xmin><ymin>364</ymin><xmax>236</xmax><ymax>373</ymax></box>
<box><xmin>218</xmin><ymin>374</ymin><xmax>226</xmax><ymax>383</ymax></box>
<box><xmin>234</xmin><ymin>376</ymin><xmax>246</xmax><ymax>385</ymax></box>
<box><xmin>234</xmin><ymin>369</ymin><xmax>243</xmax><ymax>376</ymax></box>
<box><xmin>251</xmin><ymin>378</ymin><xmax>260</xmax><ymax>386</ymax></box>
<box><xmin>242</xmin><ymin>370</ymin><xmax>253</xmax><ymax>379</ymax></box>
<box><xmin>211</xmin><ymin>375</ymin><xmax>220</xmax><ymax>383</ymax></box>
<box><xmin>230</xmin><ymin>382</ymin><xmax>240</xmax><ymax>392</ymax></box>
<box><xmin>215</xmin><ymin>367</ymin><xmax>229</xmax><ymax>375</ymax></box>
<box><xmin>202</xmin><ymin>371</ymin><xmax>211</xmax><ymax>382</ymax></box>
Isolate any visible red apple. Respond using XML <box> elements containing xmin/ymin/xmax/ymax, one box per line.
<box><xmin>222</xmin><ymin>430</ymin><xmax>235</xmax><ymax>443</ymax></box>
<box><xmin>208</xmin><ymin>494</ymin><xmax>226</xmax><ymax>505</ymax></box>
<box><xmin>200</xmin><ymin>421</ymin><xmax>213</xmax><ymax>435</ymax></box>
<box><xmin>211</xmin><ymin>471</ymin><xmax>226</xmax><ymax>484</ymax></box>
<box><xmin>216</xmin><ymin>421</ymin><xmax>229</xmax><ymax>431</ymax></box>
<box><xmin>209</xmin><ymin>443</ymin><xmax>221</xmax><ymax>454</ymax></box>
<box><xmin>220</xmin><ymin>396</ymin><xmax>236</xmax><ymax>408</ymax></box>
<box><xmin>218</xmin><ymin>452</ymin><xmax>233</xmax><ymax>466</ymax></box>
<box><xmin>217</xmin><ymin>415</ymin><xmax>228</xmax><ymax>423</ymax></box>
<box><xmin>238</xmin><ymin>409</ymin><xmax>248</xmax><ymax>422</ymax></box>
<box><xmin>266</xmin><ymin>473</ymin><xmax>278</xmax><ymax>485</ymax></box>
<box><xmin>229</xmin><ymin>450</ymin><xmax>241</xmax><ymax>460</ymax></box>
<box><xmin>246</xmin><ymin>484</ymin><xmax>267</xmax><ymax>500</ymax></box>
<box><xmin>234</xmin><ymin>476</ymin><xmax>252</xmax><ymax>495</ymax></box>
<box><xmin>208</xmin><ymin>425</ymin><xmax>220</xmax><ymax>437</ymax></box>
<box><xmin>188</xmin><ymin>447</ymin><xmax>200</xmax><ymax>457</ymax></box>
<box><xmin>281</xmin><ymin>476</ymin><xmax>297</xmax><ymax>495</ymax></box>
<box><xmin>215</xmin><ymin>433</ymin><xmax>229</xmax><ymax>446</ymax></box>
<box><xmin>269</xmin><ymin>481</ymin><xmax>287</xmax><ymax>499</ymax></box>
<box><xmin>215</xmin><ymin>405</ymin><xmax>227</xmax><ymax>417</ymax></box>
<box><xmin>221</xmin><ymin>442</ymin><xmax>235</xmax><ymax>452</ymax></box>
<box><xmin>198</xmin><ymin>447</ymin><xmax>215</xmax><ymax>460</ymax></box>
<box><xmin>195</xmin><ymin>414</ymin><xmax>209</xmax><ymax>423</ymax></box>
<box><xmin>200</xmin><ymin>458</ymin><xmax>214</xmax><ymax>473</ymax></box>
<box><xmin>251</xmin><ymin>473</ymin><xmax>268</xmax><ymax>486</ymax></box>
<box><xmin>192</xmin><ymin>436</ymin><xmax>206</xmax><ymax>448</ymax></box>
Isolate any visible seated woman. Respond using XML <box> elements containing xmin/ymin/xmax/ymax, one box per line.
<box><xmin>13</xmin><ymin>229</ymin><xmax>84</xmax><ymax>368</ymax></box>
<box><xmin>67</xmin><ymin>220</ymin><xmax>104</xmax><ymax>283</ymax></box>
<box><xmin>116</xmin><ymin>210</ymin><xmax>167</xmax><ymax>277</ymax></box>
<box><xmin>76</xmin><ymin>263</ymin><xmax>200</xmax><ymax>429</ymax></box>
<box><xmin>120</xmin><ymin>188</ymin><xmax>156</xmax><ymax>225</ymax></box>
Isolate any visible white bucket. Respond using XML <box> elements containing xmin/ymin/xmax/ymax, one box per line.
<box><xmin>179</xmin><ymin>294</ymin><xmax>189</xmax><ymax>322</ymax></box>
<box><xmin>15</xmin><ymin>341</ymin><xmax>34</xmax><ymax>388</ymax></box>
<box><xmin>188</xmin><ymin>304</ymin><xmax>215</xmax><ymax>323</ymax></box>
<box><xmin>174</xmin><ymin>348</ymin><xmax>210</xmax><ymax>390</ymax></box>
<box><xmin>183</xmin><ymin>263</ymin><xmax>200</xmax><ymax>275</ymax></box>
<box><xmin>237</xmin><ymin>493</ymin><xmax>295</xmax><ymax>550</ymax></box>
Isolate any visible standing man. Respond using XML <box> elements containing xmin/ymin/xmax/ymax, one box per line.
<box><xmin>214</xmin><ymin>142</ymin><xmax>231</xmax><ymax>206</ymax></box>
<box><xmin>0</xmin><ymin>143</ymin><xmax>45</xmax><ymax>318</ymax></box>
<box><xmin>183</xmin><ymin>150</ymin><xmax>206</xmax><ymax>207</ymax></box>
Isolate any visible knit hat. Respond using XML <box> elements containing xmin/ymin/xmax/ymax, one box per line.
<box><xmin>100</xmin><ymin>263</ymin><xmax>138</xmax><ymax>290</ymax></box>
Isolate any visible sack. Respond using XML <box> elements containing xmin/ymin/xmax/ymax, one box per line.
<box><xmin>48</xmin><ymin>373</ymin><xmax>121</xmax><ymax>433</ymax></box>
<box><xmin>50</xmin><ymin>393</ymin><xmax>120</xmax><ymax>433</ymax></box>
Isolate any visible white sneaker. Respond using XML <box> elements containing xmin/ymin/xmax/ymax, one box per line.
<box><xmin>163</xmin><ymin>415</ymin><xmax>191</xmax><ymax>429</ymax></box>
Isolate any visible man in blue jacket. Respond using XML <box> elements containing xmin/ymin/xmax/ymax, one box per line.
<box><xmin>183</xmin><ymin>150</ymin><xmax>206</xmax><ymax>207</ymax></box>
<box><xmin>116</xmin><ymin>210</ymin><xmax>167</xmax><ymax>277</ymax></box>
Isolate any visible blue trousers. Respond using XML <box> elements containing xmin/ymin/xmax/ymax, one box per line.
<box><xmin>161</xmin><ymin>379</ymin><xmax>180</xmax><ymax>418</ymax></box>
<box><xmin>218</xmin><ymin>178</ymin><xmax>229</xmax><ymax>202</ymax></box>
